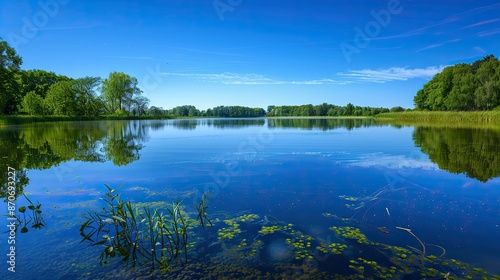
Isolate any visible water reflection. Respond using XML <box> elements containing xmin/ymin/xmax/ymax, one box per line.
<box><xmin>413</xmin><ymin>126</ymin><xmax>500</xmax><ymax>182</ymax></box>
<box><xmin>267</xmin><ymin>118</ymin><xmax>380</xmax><ymax>130</ymax></box>
<box><xmin>0</xmin><ymin>120</ymin><xmax>162</xmax><ymax>198</ymax></box>
<box><xmin>168</xmin><ymin>118</ymin><xmax>266</xmax><ymax>130</ymax></box>
<box><xmin>1</xmin><ymin>118</ymin><xmax>499</xmax><ymax>200</ymax></box>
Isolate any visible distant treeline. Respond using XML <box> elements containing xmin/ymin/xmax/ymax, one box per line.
<box><xmin>414</xmin><ymin>55</ymin><xmax>500</xmax><ymax>111</ymax></box>
<box><xmin>147</xmin><ymin>103</ymin><xmax>405</xmax><ymax>118</ymax></box>
<box><xmin>266</xmin><ymin>103</ymin><xmax>400</xmax><ymax>117</ymax></box>
<box><xmin>147</xmin><ymin>105</ymin><xmax>266</xmax><ymax>118</ymax></box>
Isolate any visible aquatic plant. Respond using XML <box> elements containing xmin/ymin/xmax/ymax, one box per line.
<box><xmin>195</xmin><ymin>191</ymin><xmax>213</xmax><ymax>228</ymax></box>
<box><xmin>330</xmin><ymin>226</ymin><xmax>369</xmax><ymax>244</ymax></box>
<box><xmin>79</xmin><ymin>184</ymin><xmax>212</xmax><ymax>273</ymax></box>
<box><xmin>6</xmin><ymin>194</ymin><xmax>46</xmax><ymax>234</ymax></box>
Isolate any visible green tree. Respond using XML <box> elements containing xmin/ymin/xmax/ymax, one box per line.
<box><xmin>390</xmin><ymin>106</ymin><xmax>404</xmax><ymax>112</ymax></box>
<box><xmin>344</xmin><ymin>103</ymin><xmax>354</xmax><ymax>116</ymax></box>
<box><xmin>474</xmin><ymin>56</ymin><xmax>500</xmax><ymax>110</ymax></box>
<box><xmin>102</xmin><ymin>72</ymin><xmax>140</xmax><ymax>114</ymax></box>
<box><xmin>17</xmin><ymin>69</ymin><xmax>70</xmax><ymax>99</ymax></box>
<box><xmin>414</xmin><ymin>55</ymin><xmax>500</xmax><ymax>111</ymax></box>
<box><xmin>21</xmin><ymin>91</ymin><xmax>44</xmax><ymax>115</ymax></box>
<box><xmin>44</xmin><ymin>80</ymin><xmax>77</xmax><ymax>115</ymax></box>
<box><xmin>73</xmin><ymin>76</ymin><xmax>103</xmax><ymax>116</ymax></box>
<box><xmin>0</xmin><ymin>38</ymin><xmax>23</xmax><ymax>114</ymax></box>
<box><xmin>131</xmin><ymin>95</ymin><xmax>150</xmax><ymax>116</ymax></box>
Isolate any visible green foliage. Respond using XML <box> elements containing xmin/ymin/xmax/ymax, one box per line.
<box><xmin>21</xmin><ymin>91</ymin><xmax>44</xmax><ymax>115</ymax></box>
<box><xmin>390</xmin><ymin>106</ymin><xmax>404</xmax><ymax>112</ymax></box>
<box><xmin>0</xmin><ymin>37</ymin><xmax>22</xmax><ymax>114</ymax></box>
<box><xmin>268</xmin><ymin>103</ymin><xmax>390</xmax><ymax>117</ymax></box>
<box><xmin>17</xmin><ymin>69</ymin><xmax>70</xmax><ymax>99</ymax></box>
<box><xmin>73</xmin><ymin>76</ymin><xmax>103</xmax><ymax>116</ymax></box>
<box><xmin>102</xmin><ymin>72</ymin><xmax>148</xmax><ymax>115</ymax></box>
<box><xmin>147</xmin><ymin>105</ymin><xmax>267</xmax><ymax>118</ymax></box>
<box><xmin>203</xmin><ymin>105</ymin><xmax>266</xmax><ymax>118</ymax></box>
<box><xmin>44</xmin><ymin>80</ymin><xmax>77</xmax><ymax>115</ymax></box>
<box><xmin>414</xmin><ymin>55</ymin><xmax>500</xmax><ymax>111</ymax></box>
<box><xmin>7</xmin><ymin>194</ymin><xmax>46</xmax><ymax>234</ymax></box>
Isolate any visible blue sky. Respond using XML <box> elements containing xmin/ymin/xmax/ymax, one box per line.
<box><xmin>1</xmin><ymin>0</ymin><xmax>499</xmax><ymax>110</ymax></box>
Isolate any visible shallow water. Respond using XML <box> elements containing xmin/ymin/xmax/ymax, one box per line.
<box><xmin>1</xmin><ymin>118</ymin><xmax>499</xmax><ymax>279</ymax></box>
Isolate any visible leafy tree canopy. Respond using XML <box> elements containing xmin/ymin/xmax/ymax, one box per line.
<box><xmin>0</xmin><ymin>37</ymin><xmax>22</xmax><ymax>114</ymax></box>
<box><xmin>414</xmin><ymin>55</ymin><xmax>500</xmax><ymax>111</ymax></box>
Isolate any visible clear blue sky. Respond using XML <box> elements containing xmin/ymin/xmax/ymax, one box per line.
<box><xmin>1</xmin><ymin>0</ymin><xmax>499</xmax><ymax>110</ymax></box>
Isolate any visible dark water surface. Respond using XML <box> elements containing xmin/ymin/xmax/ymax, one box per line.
<box><xmin>1</xmin><ymin>118</ymin><xmax>499</xmax><ymax>279</ymax></box>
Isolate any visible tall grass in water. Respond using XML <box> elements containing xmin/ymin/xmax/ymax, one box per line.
<box><xmin>375</xmin><ymin>111</ymin><xmax>500</xmax><ymax>123</ymax></box>
<box><xmin>79</xmin><ymin>184</ymin><xmax>212</xmax><ymax>274</ymax></box>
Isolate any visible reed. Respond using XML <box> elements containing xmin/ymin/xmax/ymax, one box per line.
<box><xmin>79</xmin><ymin>184</ymin><xmax>212</xmax><ymax>273</ymax></box>
<box><xmin>375</xmin><ymin>111</ymin><xmax>500</xmax><ymax>123</ymax></box>
<box><xmin>196</xmin><ymin>191</ymin><xmax>213</xmax><ymax>228</ymax></box>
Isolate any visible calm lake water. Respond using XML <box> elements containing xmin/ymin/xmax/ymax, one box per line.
<box><xmin>1</xmin><ymin>118</ymin><xmax>499</xmax><ymax>279</ymax></box>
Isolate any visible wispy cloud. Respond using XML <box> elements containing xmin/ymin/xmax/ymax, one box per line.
<box><xmin>162</xmin><ymin>65</ymin><xmax>445</xmax><ymax>85</ymax></box>
<box><xmin>474</xmin><ymin>46</ymin><xmax>486</xmax><ymax>53</ymax></box>
<box><xmin>370</xmin><ymin>3</ymin><xmax>500</xmax><ymax>41</ymax></box>
<box><xmin>337</xmin><ymin>66</ymin><xmax>445</xmax><ymax>83</ymax></box>
<box><xmin>477</xmin><ymin>28</ymin><xmax>500</xmax><ymax>37</ymax></box>
<box><xmin>462</xmin><ymin>18</ymin><xmax>500</xmax><ymax>29</ymax></box>
<box><xmin>371</xmin><ymin>17</ymin><xmax>458</xmax><ymax>41</ymax></box>
<box><xmin>160</xmin><ymin>72</ymin><xmax>349</xmax><ymax>85</ymax></box>
<box><xmin>416</xmin><ymin>43</ymin><xmax>445</xmax><ymax>52</ymax></box>
<box><xmin>416</xmin><ymin>38</ymin><xmax>461</xmax><ymax>52</ymax></box>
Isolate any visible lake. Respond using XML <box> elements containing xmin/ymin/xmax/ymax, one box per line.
<box><xmin>1</xmin><ymin>118</ymin><xmax>499</xmax><ymax>279</ymax></box>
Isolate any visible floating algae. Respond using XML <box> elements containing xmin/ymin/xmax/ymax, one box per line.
<box><xmin>330</xmin><ymin>226</ymin><xmax>370</xmax><ymax>244</ymax></box>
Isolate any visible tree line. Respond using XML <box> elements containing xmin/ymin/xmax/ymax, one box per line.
<box><xmin>266</xmin><ymin>103</ymin><xmax>397</xmax><ymax>117</ymax></box>
<box><xmin>1</xmin><ymin>37</ymin><xmax>151</xmax><ymax>116</ymax></box>
<box><xmin>414</xmin><ymin>55</ymin><xmax>500</xmax><ymax>111</ymax></box>
<box><xmin>147</xmin><ymin>105</ymin><xmax>266</xmax><ymax>118</ymax></box>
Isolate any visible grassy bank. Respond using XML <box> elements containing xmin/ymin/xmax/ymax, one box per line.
<box><xmin>0</xmin><ymin>115</ymin><xmax>174</xmax><ymax>125</ymax></box>
<box><xmin>375</xmin><ymin>111</ymin><xmax>500</xmax><ymax>122</ymax></box>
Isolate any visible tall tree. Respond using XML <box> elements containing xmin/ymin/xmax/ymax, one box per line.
<box><xmin>44</xmin><ymin>80</ymin><xmax>77</xmax><ymax>115</ymax></box>
<box><xmin>73</xmin><ymin>76</ymin><xmax>103</xmax><ymax>116</ymax></box>
<box><xmin>131</xmin><ymin>95</ymin><xmax>150</xmax><ymax>116</ymax></box>
<box><xmin>0</xmin><ymin>38</ymin><xmax>22</xmax><ymax>114</ymax></box>
<box><xmin>102</xmin><ymin>72</ymin><xmax>140</xmax><ymax>114</ymax></box>
<box><xmin>21</xmin><ymin>91</ymin><xmax>44</xmax><ymax>115</ymax></box>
